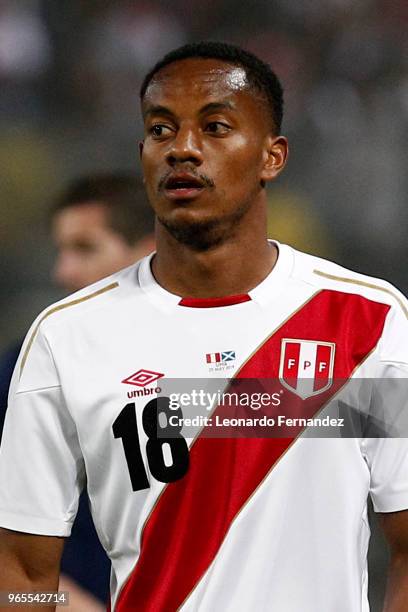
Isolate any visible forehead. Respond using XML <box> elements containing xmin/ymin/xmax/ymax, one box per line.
<box><xmin>143</xmin><ymin>58</ymin><xmax>266</xmax><ymax>116</ymax></box>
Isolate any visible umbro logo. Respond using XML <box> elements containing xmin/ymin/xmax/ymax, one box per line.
<box><xmin>122</xmin><ymin>369</ymin><xmax>164</xmax><ymax>388</ymax></box>
<box><xmin>122</xmin><ymin>369</ymin><xmax>164</xmax><ymax>399</ymax></box>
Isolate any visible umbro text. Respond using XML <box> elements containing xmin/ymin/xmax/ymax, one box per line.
<box><xmin>127</xmin><ymin>387</ymin><xmax>162</xmax><ymax>399</ymax></box>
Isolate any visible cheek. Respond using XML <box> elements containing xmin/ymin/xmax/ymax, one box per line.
<box><xmin>141</xmin><ymin>144</ymin><xmax>162</xmax><ymax>177</ymax></box>
<box><xmin>211</xmin><ymin>138</ymin><xmax>263</xmax><ymax>184</ymax></box>
<box><xmin>140</xmin><ymin>154</ymin><xmax>158</xmax><ymax>194</ymax></box>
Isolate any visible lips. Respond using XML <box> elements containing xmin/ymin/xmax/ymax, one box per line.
<box><xmin>163</xmin><ymin>173</ymin><xmax>205</xmax><ymax>200</ymax></box>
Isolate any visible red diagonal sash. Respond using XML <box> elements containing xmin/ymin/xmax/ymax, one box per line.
<box><xmin>115</xmin><ymin>290</ymin><xmax>390</xmax><ymax>611</ymax></box>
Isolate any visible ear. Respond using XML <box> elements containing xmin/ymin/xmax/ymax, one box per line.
<box><xmin>260</xmin><ymin>135</ymin><xmax>289</xmax><ymax>184</ymax></box>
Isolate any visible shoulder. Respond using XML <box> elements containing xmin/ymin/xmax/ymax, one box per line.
<box><xmin>285</xmin><ymin>244</ymin><xmax>407</xmax><ymax>317</ymax></box>
<box><xmin>37</xmin><ymin>261</ymin><xmax>142</xmax><ymax>331</ymax></box>
<box><xmin>21</xmin><ymin>259</ymin><xmax>148</xmax><ymax>362</ymax></box>
<box><xmin>16</xmin><ymin>260</ymin><xmax>147</xmax><ymax>381</ymax></box>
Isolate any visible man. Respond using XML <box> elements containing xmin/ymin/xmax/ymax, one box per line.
<box><xmin>0</xmin><ymin>42</ymin><xmax>408</xmax><ymax>611</ymax></box>
<box><xmin>0</xmin><ymin>173</ymin><xmax>155</xmax><ymax>610</ymax></box>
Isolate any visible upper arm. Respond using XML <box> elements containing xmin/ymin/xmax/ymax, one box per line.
<box><xmin>0</xmin><ymin>527</ymin><xmax>64</xmax><ymax>584</ymax></box>
<box><xmin>379</xmin><ymin>511</ymin><xmax>408</xmax><ymax>556</ymax></box>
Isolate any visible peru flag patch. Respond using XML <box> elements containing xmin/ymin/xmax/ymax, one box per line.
<box><xmin>206</xmin><ymin>353</ymin><xmax>221</xmax><ymax>363</ymax></box>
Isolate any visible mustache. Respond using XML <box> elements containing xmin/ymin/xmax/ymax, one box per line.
<box><xmin>158</xmin><ymin>168</ymin><xmax>215</xmax><ymax>191</ymax></box>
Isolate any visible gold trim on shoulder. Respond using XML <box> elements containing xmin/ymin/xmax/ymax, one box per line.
<box><xmin>313</xmin><ymin>269</ymin><xmax>407</xmax><ymax>319</ymax></box>
<box><xmin>20</xmin><ymin>282</ymin><xmax>119</xmax><ymax>377</ymax></box>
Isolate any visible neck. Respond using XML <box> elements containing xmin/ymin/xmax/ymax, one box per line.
<box><xmin>151</xmin><ymin>201</ymin><xmax>277</xmax><ymax>299</ymax></box>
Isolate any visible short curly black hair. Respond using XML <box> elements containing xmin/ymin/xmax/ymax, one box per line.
<box><xmin>140</xmin><ymin>41</ymin><xmax>284</xmax><ymax>134</ymax></box>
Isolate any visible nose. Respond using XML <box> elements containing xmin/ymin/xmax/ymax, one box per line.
<box><xmin>166</xmin><ymin>125</ymin><xmax>203</xmax><ymax>166</ymax></box>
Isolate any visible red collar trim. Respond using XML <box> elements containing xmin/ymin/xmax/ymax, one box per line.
<box><xmin>178</xmin><ymin>294</ymin><xmax>251</xmax><ymax>308</ymax></box>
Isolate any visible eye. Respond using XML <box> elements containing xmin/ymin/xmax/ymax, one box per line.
<box><xmin>205</xmin><ymin>122</ymin><xmax>231</xmax><ymax>135</ymax></box>
<box><xmin>149</xmin><ymin>124</ymin><xmax>172</xmax><ymax>137</ymax></box>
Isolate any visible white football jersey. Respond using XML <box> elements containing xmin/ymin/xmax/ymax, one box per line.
<box><xmin>1</xmin><ymin>241</ymin><xmax>408</xmax><ymax>612</ymax></box>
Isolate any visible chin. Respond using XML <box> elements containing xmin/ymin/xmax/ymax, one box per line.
<box><xmin>157</xmin><ymin>212</ymin><xmax>226</xmax><ymax>251</ymax></box>
<box><xmin>162</xmin><ymin>202</ymin><xmax>220</xmax><ymax>227</ymax></box>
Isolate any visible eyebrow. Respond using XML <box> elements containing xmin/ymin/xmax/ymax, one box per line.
<box><xmin>199</xmin><ymin>101</ymin><xmax>235</xmax><ymax>114</ymax></box>
<box><xmin>143</xmin><ymin>105</ymin><xmax>174</xmax><ymax>119</ymax></box>
<box><xmin>143</xmin><ymin>100</ymin><xmax>236</xmax><ymax>120</ymax></box>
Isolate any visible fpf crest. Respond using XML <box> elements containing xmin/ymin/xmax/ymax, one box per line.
<box><xmin>279</xmin><ymin>339</ymin><xmax>335</xmax><ymax>399</ymax></box>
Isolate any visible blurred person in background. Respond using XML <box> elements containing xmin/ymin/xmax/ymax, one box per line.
<box><xmin>0</xmin><ymin>172</ymin><xmax>155</xmax><ymax>611</ymax></box>
<box><xmin>51</xmin><ymin>173</ymin><xmax>155</xmax><ymax>292</ymax></box>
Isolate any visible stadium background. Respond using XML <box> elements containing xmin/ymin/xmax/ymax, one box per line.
<box><xmin>0</xmin><ymin>1</ymin><xmax>406</xmax><ymax>609</ymax></box>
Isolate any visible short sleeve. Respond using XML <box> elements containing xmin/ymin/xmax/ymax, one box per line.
<box><xmin>364</xmin><ymin>435</ymin><xmax>408</xmax><ymax>513</ymax></box>
<box><xmin>363</xmin><ymin>302</ymin><xmax>408</xmax><ymax>513</ymax></box>
<box><xmin>0</xmin><ymin>321</ymin><xmax>85</xmax><ymax>536</ymax></box>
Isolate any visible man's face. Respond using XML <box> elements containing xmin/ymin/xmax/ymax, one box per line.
<box><xmin>52</xmin><ymin>202</ymin><xmax>145</xmax><ymax>293</ymax></box>
<box><xmin>141</xmin><ymin>58</ymin><xmax>285</xmax><ymax>250</ymax></box>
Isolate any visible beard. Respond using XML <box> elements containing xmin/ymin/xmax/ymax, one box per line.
<box><xmin>157</xmin><ymin>197</ymin><xmax>254</xmax><ymax>251</ymax></box>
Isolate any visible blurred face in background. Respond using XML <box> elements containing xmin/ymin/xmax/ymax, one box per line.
<box><xmin>52</xmin><ymin>201</ymin><xmax>153</xmax><ymax>293</ymax></box>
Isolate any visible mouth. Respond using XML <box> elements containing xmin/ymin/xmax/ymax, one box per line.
<box><xmin>163</xmin><ymin>173</ymin><xmax>206</xmax><ymax>200</ymax></box>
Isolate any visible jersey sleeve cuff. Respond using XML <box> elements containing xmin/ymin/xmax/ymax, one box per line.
<box><xmin>0</xmin><ymin>510</ymin><xmax>72</xmax><ymax>537</ymax></box>
<box><xmin>371</xmin><ymin>493</ymin><xmax>408</xmax><ymax>513</ymax></box>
